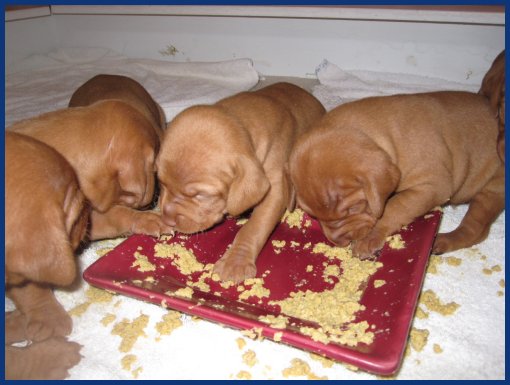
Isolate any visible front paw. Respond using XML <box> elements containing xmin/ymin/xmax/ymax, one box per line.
<box><xmin>351</xmin><ymin>229</ymin><xmax>387</xmax><ymax>259</ymax></box>
<box><xmin>25</xmin><ymin>307</ymin><xmax>73</xmax><ymax>342</ymax></box>
<box><xmin>131</xmin><ymin>211</ymin><xmax>174</xmax><ymax>237</ymax></box>
<box><xmin>213</xmin><ymin>248</ymin><xmax>257</xmax><ymax>284</ymax></box>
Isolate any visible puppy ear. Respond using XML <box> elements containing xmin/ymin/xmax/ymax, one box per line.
<box><xmin>226</xmin><ymin>155</ymin><xmax>270</xmax><ymax>216</ymax></box>
<box><xmin>361</xmin><ymin>161</ymin><xmax>400</xmax><ymax>219</ymax></box>
<box><xmin>283</xmin><ymin>162</ymin><xmax>296</xmax><ymax>211</ymax></box>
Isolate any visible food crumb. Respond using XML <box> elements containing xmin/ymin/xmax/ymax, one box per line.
<box><xmin>121</xmin><ymin>354</ymin><xmax>137</xmax><ymax>371</ymax></box>
<box><xmin>420</xmin><ymin>290</ymin><xmax>459</xmax><ymax>316</ymax></box>
<box><xmin>282</xmin><ymin>358</ymin><xmax>327</xmax><ymax>380</ymax></box>
<box><xmin>101</xmin><ymin>313</ymin><xmax>117</xmax><ymax>326</ymax></box>
<box><xmin>409</xmin><ymin>328</ymin><xmax>429</xmax><ymax>352</ymax></box>
<box><xmin>258</xmin><ymin>314</ymin><xmax>289</xmax><ymax>329</ymax></box>
<box><xmin>242</xmin><ymin>350</ymin><xmax>258</xmax><ymax>367</ymax></box>
<box><xmin>273</xmin><ymin>332</ymin><xmax>283</xmax><ymax>342</ymax></box>
<box><xmin>131</xmin><ymin>251</ymin><xmax>156</xmax><ymax>272</ymax></box>
<box><xmin>415</xmin><ymin>307</ymin><xmax>429</xmax><ymax>319</ymax></box>
<box><xmin>236</xmin><ymin>337</ymin><xmax>247</xmax><ymax>350</ymax></box>
<box><xmin>154</xmin><ymin>243</ymin><xmax>204</xmax><ymax>275</ymax></box>
<box><xmin>491</xmin><ymin>265</ymin><xmax>502</xmax><ymax>272</ymax></box>
<box><xmin>445</xmin><ymin>256</ymin><xmax>462</xmax><ymax>266</ymax></box>
<box><xmin>309</xmin><ymin>353</ymin><xmax>334</xmax><ymax>368</ymax></box>
<box><xmin>68</xmin><ymin>302</ymin><xmax>91</xmax><ymax>317</ymax></box>
<box><xmin>86</xmin><ymin>286</ymin><xmax>115</xmax><ymax>303</ymax></box>
<box><xmin>155</xmin><ymin>311</ymin><xmax>183</xmax><ymax>340</ymax></box>
<box><xmin>111</xmin><ymin>314</ymin><xmax>149</xmax><ymax>353</ymax></box>
<box><xmin>387</xmin><ymin>234</ymin><xmax>405</xmax><ymax>249</ymax></box>
<box><xmin>373</xmin><ymin>279</ymin><xmax>386</xmax><ymax>288</ymax></box>
<box><xmin>433</xmin><ymin>344</ymin><xmax>443</xmax><ymax>354</ymax></box>
<box><xmin>282</xmin><ymin>209</ymin><xmax>305</xmax><ymax>228</ymax></box>
<box><xmin>236</xmin><ymin>370</ymin><xmax>252</xmax><ymax>380</ymax></box>
<box><xmin>306</xmin><ymin>265</ymin><xmax>314</xmax><ymax>273</ymax></box>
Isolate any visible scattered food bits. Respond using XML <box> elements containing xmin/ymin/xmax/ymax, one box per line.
<box><xmin>420</xmin><ymin>290</ymin><xmax>459</xmax><ymax>316</ymax></box>
<box><xmin>282</xmin><ymin>209</ymin><xmax>305</xmax><ymax>228</ymax></box>
<box><xmin>309</xmin><ymin>353</ymin><xmax>335</xmax><ymax>368</ymax></box>
<box><xmin>258</xmin><ymin>314</ymin><xmax>289</xmax><ymax>329</ymax></box>
<box><xmin>387</xmin><ymin>234</ymin><xmax>406</xmax><ymax>250</ymax></box>
<box><xmin>154</xmin><ymin>243</ymin><xmax>204</xmax><ymax>275</ymax></box>
<box><xmin>491</xmin><ymin>265</ymin><xmax>502</xmax><ymax>272</ymax></box>
<box><xmin>290</xmin><ymin>241</ymin><xmax>300</xmax><ymax>248</ymax></box>
<box><xmin>86</xmin><ymin>286</ymin><xmax>115</xmax><ymax>303</ymax></box>
<box><xmin>155</xmin><ymin>311</ymin><xmax>183</xmax><ymax>339</ymax></box>
<box><xmin>131</xmin><ymin>251</ymin><xmax>156</xmax><ymax>272</ymax></box>
<box><xmin>415</xmin><ymin>307</ymin><xmax>429</xmax><ymax>319</ymax></box>
<box><xmin>445</xmin><ymin>256</ymin><xmax>462</xmax><ymax>266</ymax></box>
<box><xmin>236</xmin><ymin>370</ymin><xmax>252</xmax><ymax>380</ymax></box>
<box><xmin>282</xmin><ymin>358</ymin><xmax>327</xmax><ymax>380</ymax></box>
<box><xmin>409</xmin><ymin>328</ymin><xmax>429</xmax><ymax>352</ymax></box>
<box><xmin>272</xmin><ymin>240</ymin><xmax>286</xmax><ymax>248</ymax></box>
<box><xmin>236</xmin><ymin>218</ymin><xmax>249</xmax><ymax>226</ymax></box>
<box><xmin>433</xmin><ymin>344</ymin><xmax>443</xmax><ymax>354</ymax></box>
<box><xmin>111</xmin><ymin>314</ymin><xmax>150</xmax><ymax>353</ymax></box>
<box><xmin>101</xmin><ymin>313</ymin><xmax>117</xmax><ymax>326</ymax></box>
<box><xmin>499</xmin><ymin>279</ymin><xmax>505</xmax><ymax>288</ymax></box>
<box><xmin>427</xmin><ymin>255</ymin><xmax>443</xmax><ymax>274</ymax></box>
<box><xmin>236</xmin><ymin>337</ymin><xmax>247</xmax><ymax>350</ymax></box>
<box><xmin>242</xmin><ymin>350</ymin><xmax>258</xmax><ymax>367</ymax></box>
<box><xmin>238</xmin><ymin>278</ymin><xmax>270</xmax><ymax>301</ymax></box>
<box><xmin>483</xmin><ymin>268</ymin><xmax>493</xmax><ymax>275</ymax></box>
<box><xmin>68</xmin><ymin>302</ymin><xmax>91</xmax><ymax>317</ymax></box>
<box><xmin>373</xmin><ymin>280</ymin><xmax>386</xmax><ymax>288</ymax></box>
<box><xmin>273</xmin><ymin>332</ymin><xmax>283</xmax><ymax>342</ymax></box>
<box><xmin>121</xmin><ymin>354</ymin><xmax>137</xmax><ymax>372</ymax></box>
<box><xmin>306</xmin><ymin>265</ymin><xmax>314</xmax><ymax>273</ymax></box>
<box><xmin>173</xmin><ymin>287</ymin><xmax>194</xmax><ymax>299</ymax></box>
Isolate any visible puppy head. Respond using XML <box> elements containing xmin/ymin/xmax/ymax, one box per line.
<box><xmin>289</xmin><ymin>129</ymin><xmax>400</xmax><ymax>247</ymax></box>
<box><xmin>156</xmin><ymin>105</ymin><xmax>269</xmax><ymax>233</ymax></box>
<box><xmin>78</xmin><ymin>101</ymin><xmax>160</xmax><ymax>212</ymax></box>
<box><xmin>5</xmin><ymin>132</ymin><xmax>90</xmax><ymax>287</ymax></box>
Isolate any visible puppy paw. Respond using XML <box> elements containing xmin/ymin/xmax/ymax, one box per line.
<box><xmin>7</xmin><ymin>336</ymin><xmax>82</xmax><ymax>380</ymax></box>
<box><xmin>213</xmin><ymin>250</ymin><xmax>257</xmax><ymax>284</ymax></box>
<box><xmin>25</xmin><ymin>307</ymin><xmax>73</xmax><ymax>342</ymax></box>
<box><xmin>351</xmin><ymin>230</ymin><xmax>386</xmax><ymax>259</ymax></box>
<box><xmin>131</xmin><ymin>211</ymin><xmax>174</xmax><ymax>237</ymax></box>
<box><xmin>5</xmin><ymin>310</ymin><xmax>28</xmax><ymax>344</ymax></box>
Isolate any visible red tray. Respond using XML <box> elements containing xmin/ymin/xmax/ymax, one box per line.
<box><xmin>83</xmin><ymin>210</ymin><xmax>441</xmax><ymax>375</ymax></box>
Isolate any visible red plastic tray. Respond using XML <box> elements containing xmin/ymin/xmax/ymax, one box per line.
<box><xmin>83</xmin><ymin>210</ymin><xmax>441</xmax><ymax>375</ymax></box>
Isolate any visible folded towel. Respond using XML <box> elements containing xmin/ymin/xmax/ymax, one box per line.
<box><xmin>313</xmin><ymin>59</ymin><xmax>480</xmax><ymax>110</ymax></box>
<box><xmin>5</xmin><ymin>47</ymin><xmax>259</xmax><ymax>127</ymax></box>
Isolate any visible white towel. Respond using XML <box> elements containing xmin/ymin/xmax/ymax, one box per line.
<box><xmin>5</xmin><ymin>47</ymin><xmax>259</xmax><ymax>127</ymax></box>
<box><xmin>313</xmin><ymin>59</ymin><xmax>480</xmax><ymax>110</ymax></box>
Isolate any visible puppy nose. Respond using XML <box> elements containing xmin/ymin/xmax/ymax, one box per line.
<box><xmin>162</xmin><ymin>203</ymin><xmax>177</xmax><ymax>227</ymax></box>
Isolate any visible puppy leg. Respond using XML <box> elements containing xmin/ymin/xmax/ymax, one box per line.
<box><xmin>90</xmin><ymin>205</ymin><xmax>174</xmax><ymax>240</ymax></box>
<box><xmin>433</xmin><ymin>166</ymin><xmax>505</xmax><ymax>254</ymax></box>
<box><xmin>5</xmin><ymin>336</ymin><xmax>82</xmax><ymax>380</ymax></box>
<box><xmin>214</xmin><ymin>179</ymin><xmax>286</xmax><ymax>283</ymax></box>
<box><xmin>352</xmin><ymin>186</ymin><xmax>442</xmax><ymax>258</ymax></box>
<box><xmin>5</xmin><ymin>310</ymin><xmax>29</xmax><ymax>344</ymax></box>
<box><xmin>7</xmin><ymin>282</ymin><xmax>72</xmax><ymax>341</ymax></box>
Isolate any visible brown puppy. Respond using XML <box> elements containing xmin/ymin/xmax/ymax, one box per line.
<box><xmin>69</xmin><ymin>74</ymin><xmax>166</xmax><ymax>138</ymax></box>
<box><xmin>157</xmin><ymin>82</ymin><xmax>325</xmax><ymax>282</ymax></box>
<box><xmin>5</xmin><ymin>132</ymin><xmax>88</xmax><ymax>379</ymax></box>
<box><xmin>479</xmin><ymin>50</ymin><xmax>505</xmax><ymax>162</ymax></box>
<box><xmin>289</xmin><ymin>91</ymin><xmax>504</xmax><ymax>259</ymax></box>
<box><xmin>8</xmin><ymin>100</ymin><xmax>172</xmax><ymax>240</ymax></box>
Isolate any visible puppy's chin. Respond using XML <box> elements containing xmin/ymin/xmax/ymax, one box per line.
<box><xmin>172</xmin><ymin>212</ymin><xmax>225</xmax><ymax>234</ymax></box>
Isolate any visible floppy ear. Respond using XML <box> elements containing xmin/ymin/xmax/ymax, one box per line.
<box><xmin>361</xmin><ymin>160</ymin><xmax>400</xmax><ymax>219</ymax></box>
<box><xmin>226</xmin><ymin>155</ymin><xmax>270</xmax><ymax>216</ymax></box>
<box><xmin>6</xmin><ymin>212</ymin><xmax>78</xmax><ymax>287</ymax></box>
<box><xmin>283</xmin><ymin>162</ymin><xmax>296</xmax><ymax>211</ymax></box>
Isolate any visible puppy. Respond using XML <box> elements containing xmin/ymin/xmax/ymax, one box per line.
<box><xmin>289</xmin><ymin>91</ymin><xmax>504</xmax><ymax>258</ymax></box>
<box><xmin>9</xmin><ymin>100</ymin><xmax>172</xmax><ymax>240</ymax></box>
<box><xmin>68</xmin><ymin>74</ymin><xmax>166</xmax><ymax>138</ymax></box>
<box><xmin>157</xmin><ymin>82</ymin><xmax>325</xmax><ymax>282</ymax></box>
<box><xmin>479</xmin><ymin>50</ymin><xmax>505</xmax><ymax>162</ymax></box>
<box><xmin>5</xmin><ymin>132</ymin><xmax>88</xmax><ymax>379</ymax></box>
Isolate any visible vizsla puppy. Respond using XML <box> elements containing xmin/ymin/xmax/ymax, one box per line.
<box><xmin>5</xmin><ymin>132</ymin><xmax>88</xmax><ymax>379</ymax></box>
<box><xmin>479</xmin><ymin>50</ymin><xmax>505</xmax><ymax>162</ymax></box>
<box><xmin>289</xmin><ymin>91</ymin><xmax>504</xmax><ymax>258</ymax></box>
<box><xmin>157</xmin><ymin>82</ymin><xmax>325</xmax><ymax>282</ymax></box>
<box><xmin>69</xmin><ymin>74</ymin><xmax>166</xmax><ymax>138</ymax></box>
<box><xmin>9</xmin><ymin>100</ymin><xmax>172</xmax><ymax>240</ymax></box>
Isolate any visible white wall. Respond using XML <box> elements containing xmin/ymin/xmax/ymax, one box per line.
<box><xmin>5</xmin><ymin>6</ymin><xmax>505</xmax><ymax>84</ymax></box>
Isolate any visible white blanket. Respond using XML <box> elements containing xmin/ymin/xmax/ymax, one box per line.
<box><xmin>5</xmin><ymin>47</ymin><xmax>259</xmax><ymax>127</ymax></box>
<box><xmin>5</xmin><ymin>56</ymin><xmax>504</xmax><ymax>380</ymax></box>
